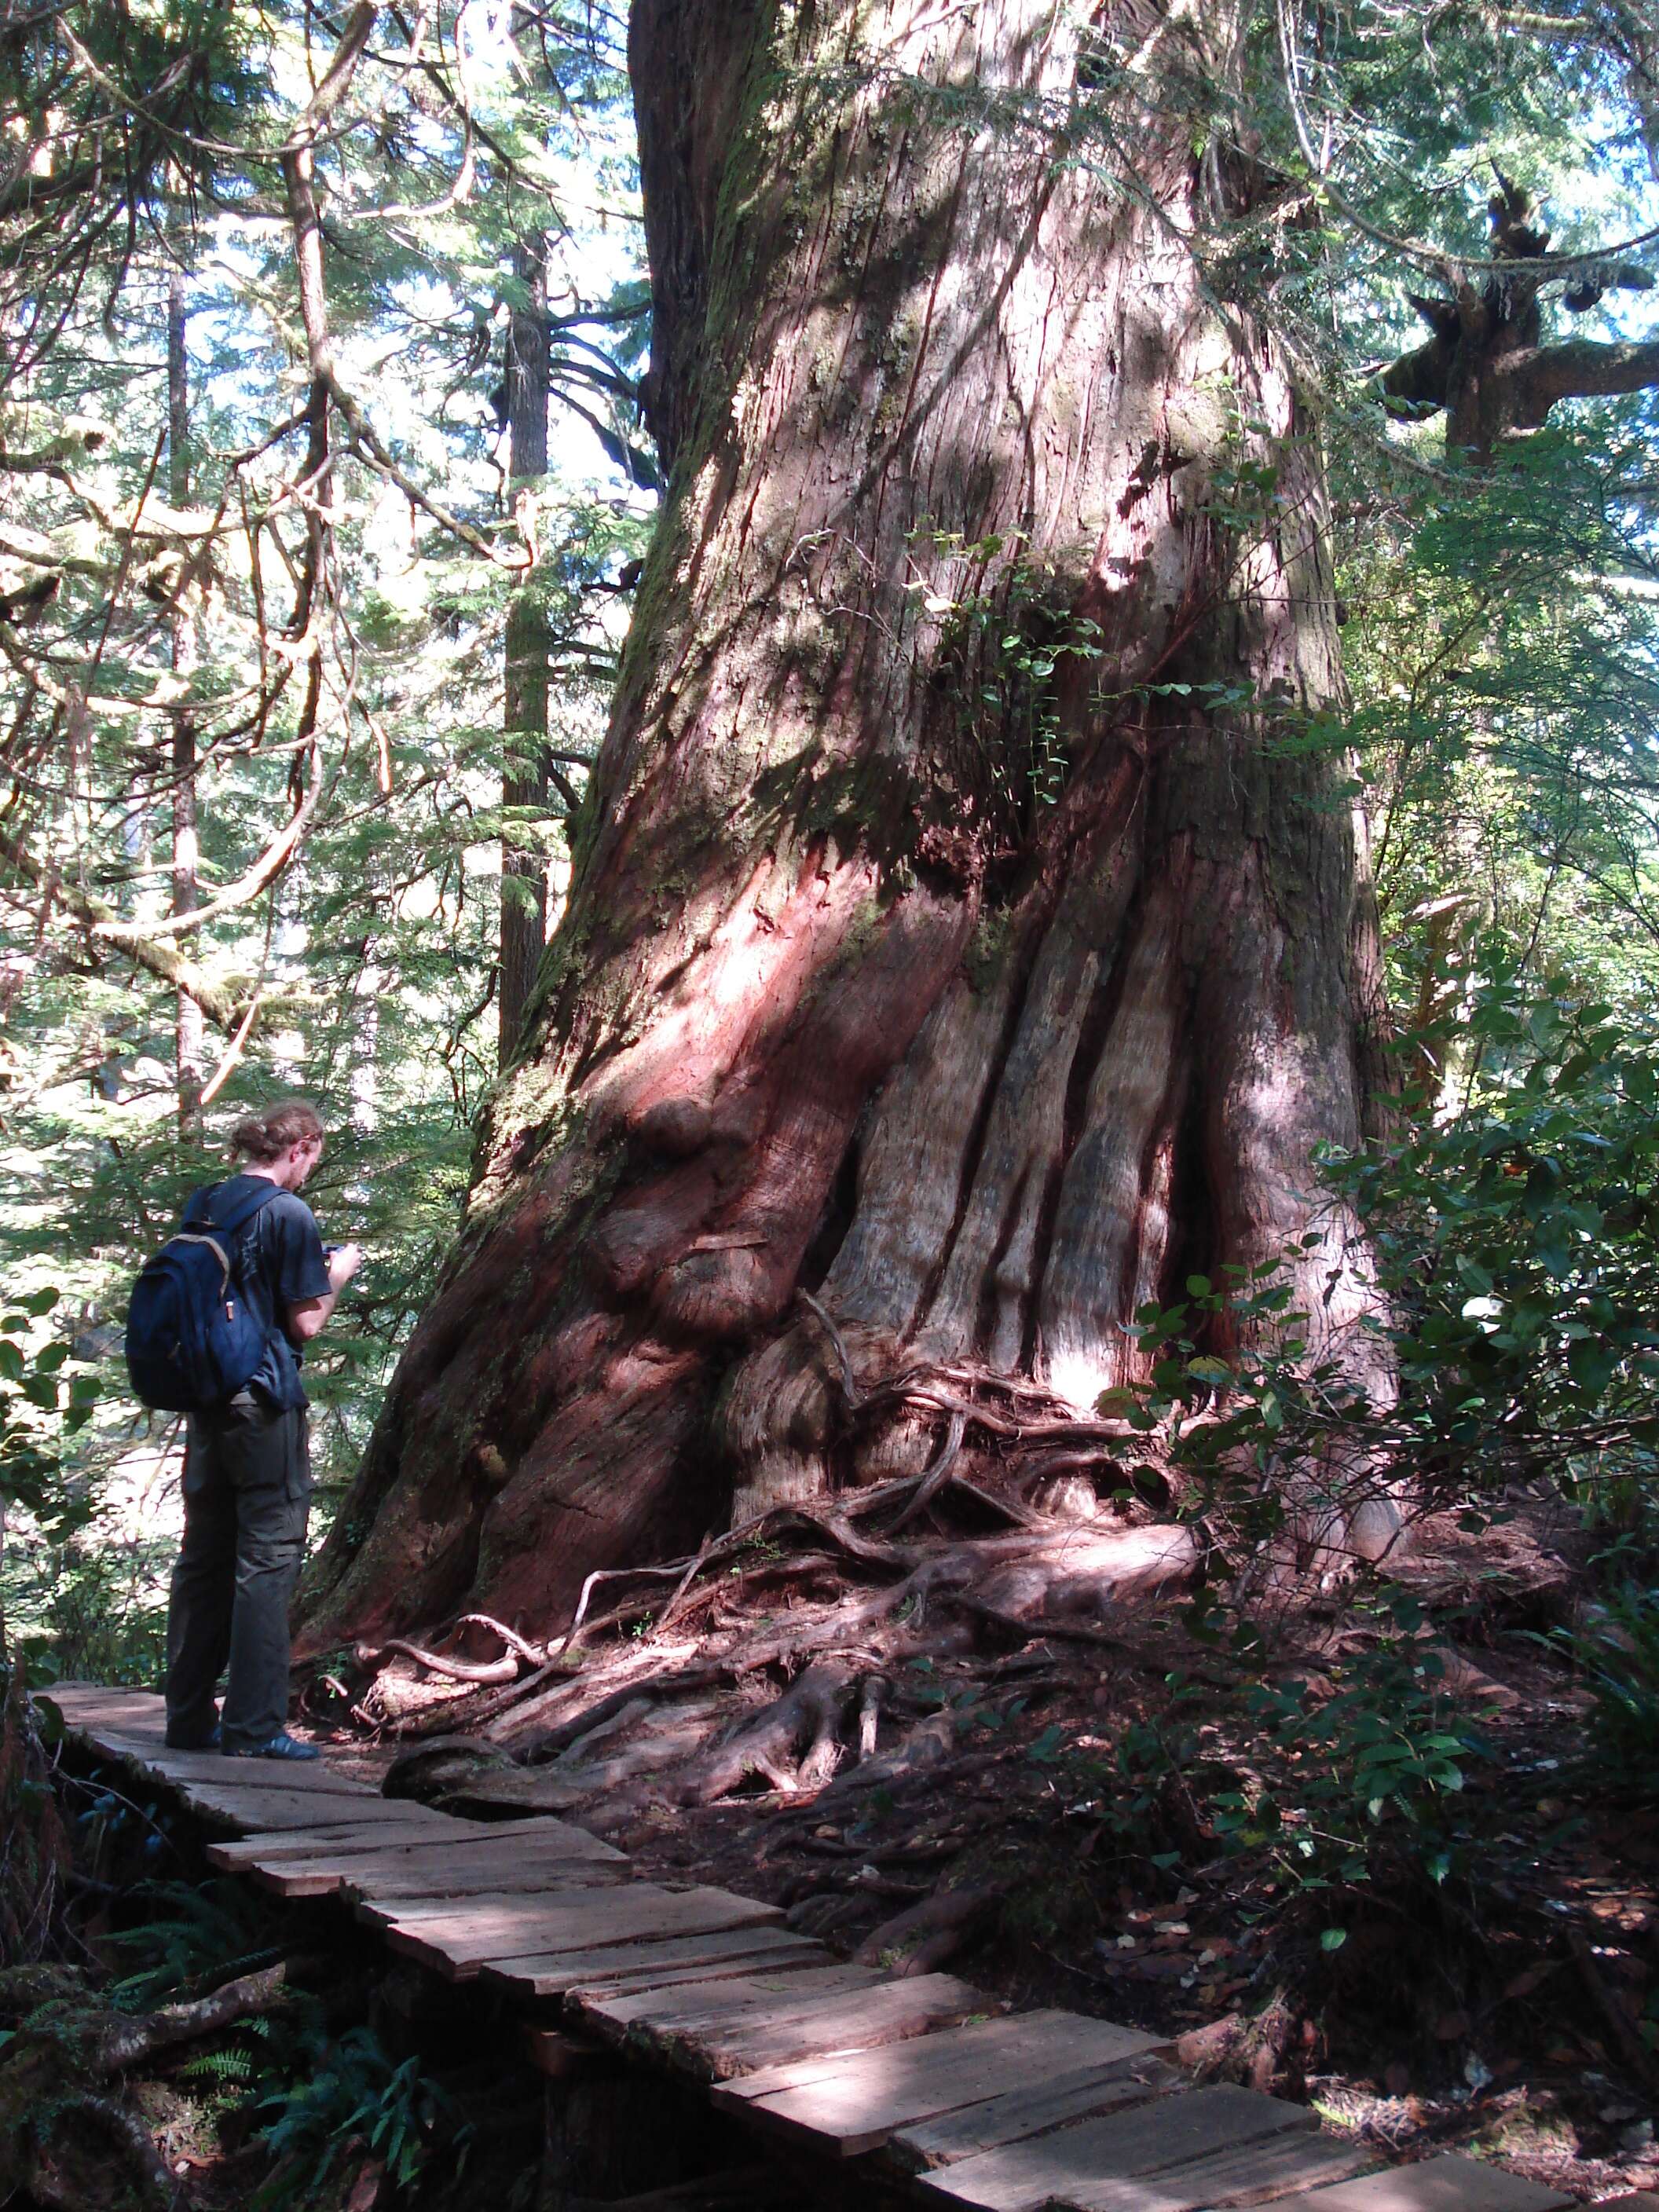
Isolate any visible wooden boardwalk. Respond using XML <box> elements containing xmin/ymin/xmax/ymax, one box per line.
<box><xmin>46</xmin><ymin>1684</ymin><xmax>1578</xmax><ymax>2212</ymax></box>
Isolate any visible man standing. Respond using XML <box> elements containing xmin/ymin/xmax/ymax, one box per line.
<box><xmin>163</xmin><ymin>1099</ymin><xmax>361</xmax><ymax>1759</ymax></box>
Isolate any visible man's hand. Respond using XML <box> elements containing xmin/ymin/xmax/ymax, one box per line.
<box><xmin>290</xmin><ymin>1244</ymin><xmax>364</xmax><ymax>1343</ymax></box>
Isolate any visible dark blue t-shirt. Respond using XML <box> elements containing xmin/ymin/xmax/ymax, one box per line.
<box><xmin>206</xmin><ymin>1177</ymin><xmax>331</xmax><ymax>1411</ymax></box>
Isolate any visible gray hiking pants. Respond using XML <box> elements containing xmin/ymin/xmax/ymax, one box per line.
<box><xmin>164</xmin><ymin>1391</ymin><xmax>311</xmax><ymax>1752</ymax></box>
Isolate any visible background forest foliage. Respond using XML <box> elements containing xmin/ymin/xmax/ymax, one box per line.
<box><xmin>2</xmin><ymin>0</ymin><xmax>1657</xmax><ymax>1684</ymax></box>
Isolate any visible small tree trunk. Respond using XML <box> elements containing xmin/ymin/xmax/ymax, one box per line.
<box><xmin>500</xmin><ymin>236</ymin><xmax>552</xmax><ymax>1067</ymax></box>
<box><xmin>302</xmin><ymin>0</ymin><xmax>1398</xmax><ymax>1650</ymax></box>
<box><xmin>0</xmin><ymin>1656</ymin><xmax>68</xmax><ymax>1967</ymax></box>
<box><xmin>167</xmin><ymin>265</ymin><xmax>203</xmax><ymax>1129</ymax></box>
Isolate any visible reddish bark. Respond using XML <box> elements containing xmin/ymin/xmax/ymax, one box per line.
<box><xmin>299</xmin><ymin>0</ymin><xmax>1397</xmax><ymax>1653</ymax></box>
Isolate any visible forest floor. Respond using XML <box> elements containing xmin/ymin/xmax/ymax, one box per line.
<box><xmin>320</xmin><ymin>1488</ymin><xmax>1659</xmax><ymax>2208</ymax></box>
<box><xmin>9</xmin><ymin>1492</ymin><xmax>1656</xmax><ymax>2212</ymax></box>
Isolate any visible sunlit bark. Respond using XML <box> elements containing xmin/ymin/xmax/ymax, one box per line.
<box><xmin>302</xmin><ymin>0</ymin><xmax>1398</xmax><ymax>1650</ymax></box>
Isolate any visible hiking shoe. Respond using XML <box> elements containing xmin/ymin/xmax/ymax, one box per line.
<box><xmin>165</xmin><ymin>1723</ymin><xmax>221</xmax><ymax>1751</ymax></box>
<box><xmin>222</xmin><ymin>1732</ymin><xmax>321</xmax><ymax>1763</ymax></box>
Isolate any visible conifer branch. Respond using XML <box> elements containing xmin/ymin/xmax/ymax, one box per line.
<box><xmin>0</xmin><ymin>833</ymin><xmax>294</xmax><ymax>1033</ymax></box>
<box><xmin>1523</xmin><ymin>335</ymin><xmax>1659</xmax><ymax>408</ymax></box>
<box><xmin>90</xmin><ymin>734</ymin><xmax>324</xmax><ymax>944</ymax></box>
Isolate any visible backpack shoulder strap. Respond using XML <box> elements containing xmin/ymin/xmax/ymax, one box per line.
<box><xmin>185</xmin><ymin>1179</ymin><xmax>285</xmax><ymax>1240</ymax></box>
<box><xmin>180</xmin><ymin>1181</ymin><xmax>220</xmax><ymax>1228</ymax></box>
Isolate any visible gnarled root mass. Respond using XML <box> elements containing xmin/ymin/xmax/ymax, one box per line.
<box><xmin>0</xmin><ymin>1961</ymin><xmax>292</xmax><ymax>2212</ymax></box>
<box><xmin>369</xmin><ymin>1474</ymin><xmax>1200</xmax><ymax>1840</ymax></box>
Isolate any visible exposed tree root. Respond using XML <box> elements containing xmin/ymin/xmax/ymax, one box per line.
<box><xmin>0</xmin><ymin>1960</ymin><xmax>294</xmax><ymax>2212</ymax></box>
<box><xmin>340</xmin><ymin>1427</ymin><xmax>1404</xmax><ymax>1881</ymax></box>
<box><xmin>456</xmin><ymin>1613</ymin><xmax>548</xmax><ymax>1664</ymax></box>
<box><xmin>93</xmin><ymin>1960</ymin><xmax>291</xmax><ymax>2071</ymax></box>
<box><xmin>789</xmin><ymin>1297</ymin><xmax>1207</xmax><ymax>1518</ymax></box>
<box><xmin>856</xmin><ymin>1672</ymin><xmax>885</xmax><ymax>1757</ymax></box>
<box><xmin>357</xmin><ymin>1637</ymin><xmax>521</xmax><ymax>1684</ymax></box>
<box><xmin>45</xmin><ymin>2093</ymin><xmax>178</xmax><ymax>2208</ymax></box>
<box><xmin>363</xmin><ymin>1479</ymin><xmax>1207</xmax><ymax>1840</ymax></box>
<box><xmin>383</xmin><ymin>1734</ymin><xmax>520</xmax><ymax>1800</ymax></box>
<box><xmin>0</xmin><ymin>1963</ymin><xmax>83</xmax><ymax>2015</ymax></box>
<box><xmin>662</xmin><ymin>1663</ymin><xmax>852</xmax><ymax>1805</ymax></box>
<box><xmin>852</xmin><ymin>1884</ymin><xmax>1001</xmax><ymax>1977</ymax></box>
<box><xmin>352</xmin><ymin>1610</ymin><xmax>562</xmax><ymax>1699</ymax></box>
<box><xmin>348</xmin><ymin>1428</ymin><xmax>1211</xmax><ymax>1754</ymax></box>
<box><xmin>525</xmin><ymin>1668</ymin><xmax>728</xmax><ymax>1764</ymax></box>
<box><xmin>948</xmin><ymin>1595</ymin><xmax>1130</xmax><ymax>1650</ymax></box>
<box><xmin>1174</xmin><ymin>1991</ymin><xmax>1302</xmax><ymax>2096</ymax></box>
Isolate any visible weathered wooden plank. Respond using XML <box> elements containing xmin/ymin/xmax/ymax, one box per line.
<box><xmin>375</xmin><ymin>1884</ymin><xmax>784</xmax><ymax>1981</ymax></box>
<box><xmin>915</xmin><ymin>2085</ymin><xmax>1317</xmax><ymax>2212</ymax></box>
<box><xmin>48</xmin><ymin>1698</ymin><xmax>351</xmax><ymax>1787</ymax></box>
<box><xmin>885</xmin><ymin>2057</ymin><xmax>1185</xmax><ymax>2172</ymax></box>
<box><xmin>41</xmin><ymin>1679</ymin><xmax>156</xmax><ymax>1700</ymax></box>
<box><xmin>710</xmin><ymin>2009</ymin><xmax>1166</xmax><ymax>2157</ymax></box>
<box><xmin>345</xmin><ymin>1811</ymin><xmax>624</xmax><ymax>1862</ymax></box>
<box><xmin>573</xmin><ymin>1964</ymin><xmax>887</xmax><ymax>2042</ymax></box>
<box><xmin>247</xmin><ymin>1817</ymin><xmax>625</xmax><ymax>1898</ymax></box>
<box><xmin>579</xmin><ymin>1964</ymin><xmax>888</xmax><ymax>2029</ymax></box>
<box><xmin>327</xmin><ymin>1848</ymin><xmax>628</xmax><ymax>1905</ymax></box>
<box><xmin>563</xmin><ymin>1949</ymin><xmax>833</xmax><ymax>2001</ymax></box>
<box><xmin>261</xmin><ymin>1848</ymin><xmax>613</xmax><ymax>1902</ymax></box>
<box><xmin>207</xmin><ymin>1808</ymin><xmax>461</xmax><ymax>1866</ymax></box>
<box><xmin>716</xmin><ymin>2012</ymin><xmax>1159</xmax><ymax>2111</ymax></box>
<box><xmin>167</xmin><ymin>1785</ymin><xmax>401</xmax><ymax>1832</ymax></box>
<box><xmin>1296</xmin><ymin>2156</ymin><xmax>1575</xmax><ymax>2212</ymax></box>
<box><xmin>480</xmin><ymin>1925</ymin><xmax>833</xmax><ymax>2001</ymax></box>
<box><xmin>64</xmin><ymin>1715</ymin><xmax>173</xmax><ymax>1748</ymax></box>
<box><xmin>1010</xmin><ymin>2127</ymin><xmax>1373</xmax><ymax>2212</ymax></box>
<box><xmin>647</xmin><ymin>1973</ymin><xmax>988</xmax><ymax>2084</ymax></box>
<box><xmin>40</xmin><ymin>1684</ymin><xmax>167</xmax><ymax>1727</ymax></box>
<box><xmin>89</xmin><ymin>1734</ymin><xmax>374</xmax><ymax>1795</ymax></box>
<box><xmin>68</xmin><ymin>1723</ymin><xmax>177</xmax><ymax>1760</ymax></box>
<box><xmin>49</xmin><ymin>1697</ymin><xmax>373</xmax><ymax>1811</ymax></box>
<box><xmin>42</xmin><ymin>1683</ymin><xmax>1497</xmax><ymax>2212</ymax></box>
<box><xmin>171</xmin><ymin>1774</ymin><xmax>373</xmax><ymax>1814</ymax></box>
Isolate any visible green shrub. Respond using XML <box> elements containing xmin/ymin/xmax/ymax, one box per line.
<box><xmin>1552</xmin><ymin>1583</ymin><xmax>1659</xmax><ymax>1793</ymax></box>
<box><xmin>103</xmin><ymin>1880</ymin><xmax>285</xmax><ymax>2010</ymax></box>
<box><xmin>253</xmin><ymin>2024</ymin><xmax>470</xmax><ymax>2207</ymax></box>
<box><xmin>1219</xmin><ymin>1612</ymin><xmax>1496</xmax><ymax>1898</ymax></box>
<box><xmin>1097</xmin><ymin>970</ymin><xmax>1659</xmax><ymax>1558</ymax></box>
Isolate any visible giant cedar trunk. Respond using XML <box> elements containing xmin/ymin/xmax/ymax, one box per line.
<box><xmin>301</xmin><ymin>0</ymin><xmax>1397</xmax><ymax>1649</ymax></box>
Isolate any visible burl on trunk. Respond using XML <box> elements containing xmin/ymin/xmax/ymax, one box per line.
<box><xmin>302</xmin><ymin>0</ymin><xmax>1397</xmax><ymax>1650</ymax></box>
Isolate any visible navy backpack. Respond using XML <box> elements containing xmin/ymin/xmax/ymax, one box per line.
<box><xmin>126</xmin><ymin>1181</ymin><xmax>283</xmax><ymax>1412</ymax></box>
